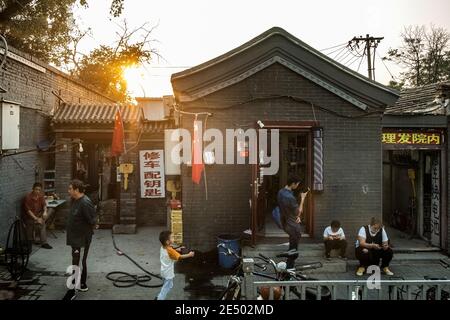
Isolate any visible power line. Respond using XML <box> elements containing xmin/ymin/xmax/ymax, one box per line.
<box><xmin>357</xmin><ymin>45</ymin><xmax>366</xmax><ymax>73</ymax></box>
<box><xmin>376</xmin><ymin>51</ymin><xmax>396</xmax><ymax>81</ymax></box>
<box><xmin>324</xmin><ymin>44</ymin><xmax>348</xmax><ymax>56</ymax></box>
<box><xmin>334</xmin><ymin>46</ymin><xmax>349</xmax><ymax>61</ymax></box>
<box><xmin>337</xmin><ymin>49</ymin><xmax>353</xmax><ymax>63</ymax></box>
<box><xmin>320</xmin><ymin>42</ymin><xmax>349</xmax><ymax>52</ymax></box>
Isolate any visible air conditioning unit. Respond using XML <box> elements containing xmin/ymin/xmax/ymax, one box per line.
<box><xmin>0</xmin><ymin>100</ymin><xmax>20</xmax><ymax>151</ymax></box>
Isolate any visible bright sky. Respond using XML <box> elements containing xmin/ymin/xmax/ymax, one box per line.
<box><xmin>75</xmin><ymin>0</ymin><xmax>450</xmax><ymax>97</ymax></box>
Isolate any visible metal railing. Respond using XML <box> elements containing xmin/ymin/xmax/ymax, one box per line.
<box><xmin>242</xmin><ymin>260</ymin><xmax>450</xmax><ymax>300</ymax></box>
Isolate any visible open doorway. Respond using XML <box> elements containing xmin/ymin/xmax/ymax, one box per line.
<box><xmin>73</xmin><ymin>142</ymin><xmax>119</xmax><ymax>227</ymax></box>
<box><xmin>383</xmin><ymin>149</ymin><xmax>442</xmax><ymax>249</ymax></box>
<box><xmin>256</xmin><ymin>131</ymin><xmax>312</xmax><ymax>238</ymax></box>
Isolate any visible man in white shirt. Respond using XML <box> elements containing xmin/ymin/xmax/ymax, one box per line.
<box><xmin>323</xmin><ymin>220</ymin><xmax>347</xmax><ymax>260</ymax></box>
<box><xmin>355</xmin><ymin>217</ymin><xmax>394</xmax><ymax>276</ymax></box>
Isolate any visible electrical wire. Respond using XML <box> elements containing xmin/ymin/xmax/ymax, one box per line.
<box><xmin>376</xmin><ymin>51</ymin><xmax>397</xmax><ymax>81</ymax></box>
<box><xmin>319</xmin><ymin>42</ymin><xmax>349</xmax><ymax>52</ymax></box>
<box><xmin>336</xmin><ymin>49</ymin><xmax>353</xmax><ymax>63</ymax></box>
<box><xmin>181</xmin><ymin>94</ymin><xmax>381</xmax><ymax>119</ymax></box>
<box><xmin>323</xmin><ymin>44</ymin><xmax>348</xmax><ymax>57</ymax></box>
<box><xmin>334</xmin><ymin>46</ymin><xmax>350</xmax><ymax>62</ymax></box>
<box><xmin>357</xmin><ymin>45</ymin><xmax>367</xmax><ymax>73</ymax></box>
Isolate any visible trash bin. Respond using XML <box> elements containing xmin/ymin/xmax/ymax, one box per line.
<box><xmin>217</xmin><ymin>234</ymin><xmax>240</xmax><ymax>269</ymax></box>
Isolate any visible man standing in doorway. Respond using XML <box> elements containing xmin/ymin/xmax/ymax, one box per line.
<box><xmin>277</xmin><ymin>174</ymin><xmax>308</xmax><ymax>268</ymax></box>
<box><xmin>66</xmin><ymin>180</ymin><xmax>97</xmax><ymax>294</ymax></box>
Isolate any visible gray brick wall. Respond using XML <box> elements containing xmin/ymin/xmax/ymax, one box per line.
<box><xmin>448</xmin><ymin>128</ymin><xmax>450</xmax><ymax>255</ymax></box>
<box><xmin>179</xmin><ymin>63</ymin><xmax>384</xmax><ymax>251</ymax></box>
<box><xmin>0</xmin><ymin>47</ymin><xmax>113</xmax><ymax>245</ymax></box>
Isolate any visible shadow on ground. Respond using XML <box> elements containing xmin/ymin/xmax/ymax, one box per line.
<box><xmin>176</xmin><ymin>249</ymin><xmax>233</xmax><ymax>299</ymax></box>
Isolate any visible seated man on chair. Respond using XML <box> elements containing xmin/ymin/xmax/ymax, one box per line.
<box><xmin>23</xmin><ymin>182</ymin><xmax>52</xmax><ymax>249</ymax></box>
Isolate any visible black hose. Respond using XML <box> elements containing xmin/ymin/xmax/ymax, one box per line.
<box><xmin>105</xmin><ymin>231</ymin><xmax>163</xmax><ymax>288</ymax></box>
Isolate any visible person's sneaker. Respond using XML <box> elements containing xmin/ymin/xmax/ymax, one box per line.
<box><xmin>383</xmin><ymin>267</ymin><xmax>394</xmax><ymax>276</ymax></box>
<box><xmin>356</xmin><ymin>267</ymin><xmax>365</xmax><ymax>276</ymax></box>
<box><xmin>41</xmin><ymin>243</ymin><xmax>52</xmax><ymax>249</ymax></box>
<box><xmin>77</xmin><ymin>284</ymin><xmax>89</xmax><ymax>292</ymax></box>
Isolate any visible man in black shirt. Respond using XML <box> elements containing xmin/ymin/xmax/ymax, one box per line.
<box><xmin>277</xmin><ymin>174</ymin><xmax>308</xmax><ymax>268</ymax></box>
<box><xmin>66</xmin><ymin>179</ymin><xmax>97</xmax><ymax>293</ymax></box>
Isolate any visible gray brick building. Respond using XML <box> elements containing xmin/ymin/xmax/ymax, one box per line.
<box><xmin>171</xmin><ymin>27</ymin><xmax>399</xmax><ymax>251</ymax></box>
<box><xmin>0</xmin><ymin>46</ymin><xmax>114</xmax><ymax>245</ymax></box>
<box><xmin>382</xmin><ymin>82</ymin><xmax>450</xmax><ymax>254</ymax></box>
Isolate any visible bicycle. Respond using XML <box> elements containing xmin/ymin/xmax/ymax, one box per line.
<box><xmin>218</xmin><ymin>243</ymin><xmax>330</xmax><ymax>300</ymax></box>
<box><xmin>389</xmin><ymin>276</ymin><xmax>450</xmax><ymax>300</ymax></box>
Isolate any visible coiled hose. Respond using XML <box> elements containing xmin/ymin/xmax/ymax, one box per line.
<box><xmin>105</xmin><ymin>231</ymin><xmax>163</xmax><ymax>288</ymax></box>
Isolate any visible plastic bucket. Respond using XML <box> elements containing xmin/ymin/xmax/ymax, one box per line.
<box><xmin>217</xmin><ymin>234</ymin><xmax>240</xmax><ymax>269</ymax></box>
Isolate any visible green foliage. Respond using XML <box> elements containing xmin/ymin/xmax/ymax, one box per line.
<box><xmin>0</xmin><ymin>0</ymin><xmax>80</xmax><ymax>65</ymax></box>
<box><xmin>0</xmin><ymin>0</ymin><xmax>125</xmax><ymax>65</ymax></box>
<box><xmin>0</xmin><ymin>0</ymin><xmax>158</xmax><ymax>102</ymax></box>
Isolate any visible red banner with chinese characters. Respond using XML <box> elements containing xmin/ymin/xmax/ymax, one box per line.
<box><xmin>382</xmin><ymin>132</ymin><xmax>441</xmax><ymax>145</ymax></box>
<box><xmin>139</xmin><ymin>150</ymin><xmax>165</xmax><ymax>198</ymax></box>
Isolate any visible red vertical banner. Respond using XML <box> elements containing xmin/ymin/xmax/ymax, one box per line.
<box><xmin>192</xmin><ymin>119</ymin><xmax>204</xmax><ymax>184</ymax></box>
<box><xmin>111</xmin><ymin>108</ymin><xmax>125</xmax><ymax>156</ymax></box>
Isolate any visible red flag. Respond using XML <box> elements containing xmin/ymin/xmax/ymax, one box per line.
<box><xmin>111</xmin><ymin>108</ymin><xmax>125</xmax><ymax>157</ymax></box>
<box><xmin>192</xmin><ymin>119</ymin><xmax>204</xmax><ymax>184</ymax></box>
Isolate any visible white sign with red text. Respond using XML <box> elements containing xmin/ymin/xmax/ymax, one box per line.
<box><xmin>140</xmin><ymin>150</ymin><xmax>165</xmax><ymax>198</ymax></box>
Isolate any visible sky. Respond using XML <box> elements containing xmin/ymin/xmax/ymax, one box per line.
<box><xmin>75</xmin><ymin>0</ymin><xmax>450</xmax><ymax>97</ymax></box>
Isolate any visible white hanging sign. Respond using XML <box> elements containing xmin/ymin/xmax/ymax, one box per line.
<box><xmin>140</xmin><ymin>150</ymin><xmax>165</xmax><ymax>198</ymax></box>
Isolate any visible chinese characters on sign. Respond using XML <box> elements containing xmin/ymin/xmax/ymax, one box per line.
<box><xmin>431</xmin><ymin>156</ymin><xmax>440</xmax><ymax>247</ymax></box>
<box><xmin>382</xmin><ymin>132</ymin><xmax>441</xmax><ymax>145</ymax></box>
<box><xmin>140</xmin><ymin>150</ymin><xmax>165</xmax><ymax>198</ymax></box>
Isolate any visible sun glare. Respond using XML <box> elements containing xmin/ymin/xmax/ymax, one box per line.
<box><xmin>123</xmin><ymin>66</ymin><xmax>145</xmax><ymax>96</ymax></box>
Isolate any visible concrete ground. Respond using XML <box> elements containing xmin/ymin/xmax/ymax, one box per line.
<box><xmin>1</xmin><ymin>226</ymin><xmax>450</xmax><ymax>300</ymax></box>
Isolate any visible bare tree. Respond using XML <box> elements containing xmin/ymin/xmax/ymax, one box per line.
<box><xmin>386</xmin><ymin>25</ymin><xmax>450</xmax><ymax>88</ymax></box>
<box><xmin>72</xmin><ymin>20</ymin><xmax>160</xmax><ymax>102</ymax></box>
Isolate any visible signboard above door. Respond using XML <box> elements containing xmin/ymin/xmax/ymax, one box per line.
<box><xmin>382</xmin><ymin>130</ymin><xmax>443</xmax><ymax>148</ymax></box>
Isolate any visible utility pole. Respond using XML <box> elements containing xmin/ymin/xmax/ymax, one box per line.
<box><xmin>349</xmin><ymin>34</ymin><xmax>384</xmax><ymax>80</ymax></box>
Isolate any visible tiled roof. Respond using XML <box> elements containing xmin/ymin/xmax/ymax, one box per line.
<box><xmin>52</xmin><ymin>103</ymin><xmax>141</xmax><ymax>124</ymax></box>
<box><xmin>142</xmin><ymin>120</ymin><xmax>175</xmax><ymax>133</ymax></box>
<box><xmin>385</xmin><ymin>82</ymin><xmax>450</xmax><ymax>115</ymax></box>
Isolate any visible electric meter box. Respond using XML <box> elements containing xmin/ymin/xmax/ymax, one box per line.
<box><xmin>1</xmin><ymin>101</ymin><xmax>20</xmax><ymax>150</ymax></box>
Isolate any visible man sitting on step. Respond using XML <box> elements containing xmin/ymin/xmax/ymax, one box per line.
<box><xmin>323</xmin><ymin>220</ymin><xmax>347</xmax><ymax>260</ymax></box>
<box><xmin>355</xmin><ymin>217</ymin><xmax>394</xmax><ymax>277</ymax></box>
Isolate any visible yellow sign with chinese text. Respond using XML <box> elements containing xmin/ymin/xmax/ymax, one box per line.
<box><xmin>382</xmin><ymin>132</ymin><xmax>441</xmax><ymax>145</ymax></box>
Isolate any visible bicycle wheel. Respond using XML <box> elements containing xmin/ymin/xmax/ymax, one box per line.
<box><xmin>220</xmin><ymin>282</ymin><xmax>241</xmax><ymax>300</ymax></box>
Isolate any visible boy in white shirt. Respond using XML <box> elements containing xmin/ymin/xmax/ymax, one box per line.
<box><xmin>156</xmin><ymin>231</ymin><xmax>194</xmax><ymax>300</ymax></box>
<box><xmin>323</xmin><ymin>220</ymin><xmax>347</xmax><ymax>260</ymax></box>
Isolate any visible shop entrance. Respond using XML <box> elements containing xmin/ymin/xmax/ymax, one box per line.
<box><xmin>252</xmin><ymin>128</ymin><xmax>313</xmax><ymax>240</ymax></box>
<box><xmin>383</xmin><ymin>149</ymin><xmax>442</xmax><ymax>248</ymax></box>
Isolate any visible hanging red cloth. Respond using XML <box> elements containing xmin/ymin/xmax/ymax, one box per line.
<box><xmin>111</xmin><ymin>108</ymin><xmax>125</xmax><ymax>157</ymax></box>
<box><xmin>192</xmin><ymin>118</ymin><xmax>204</xmax><ymax>184</ymax></box>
